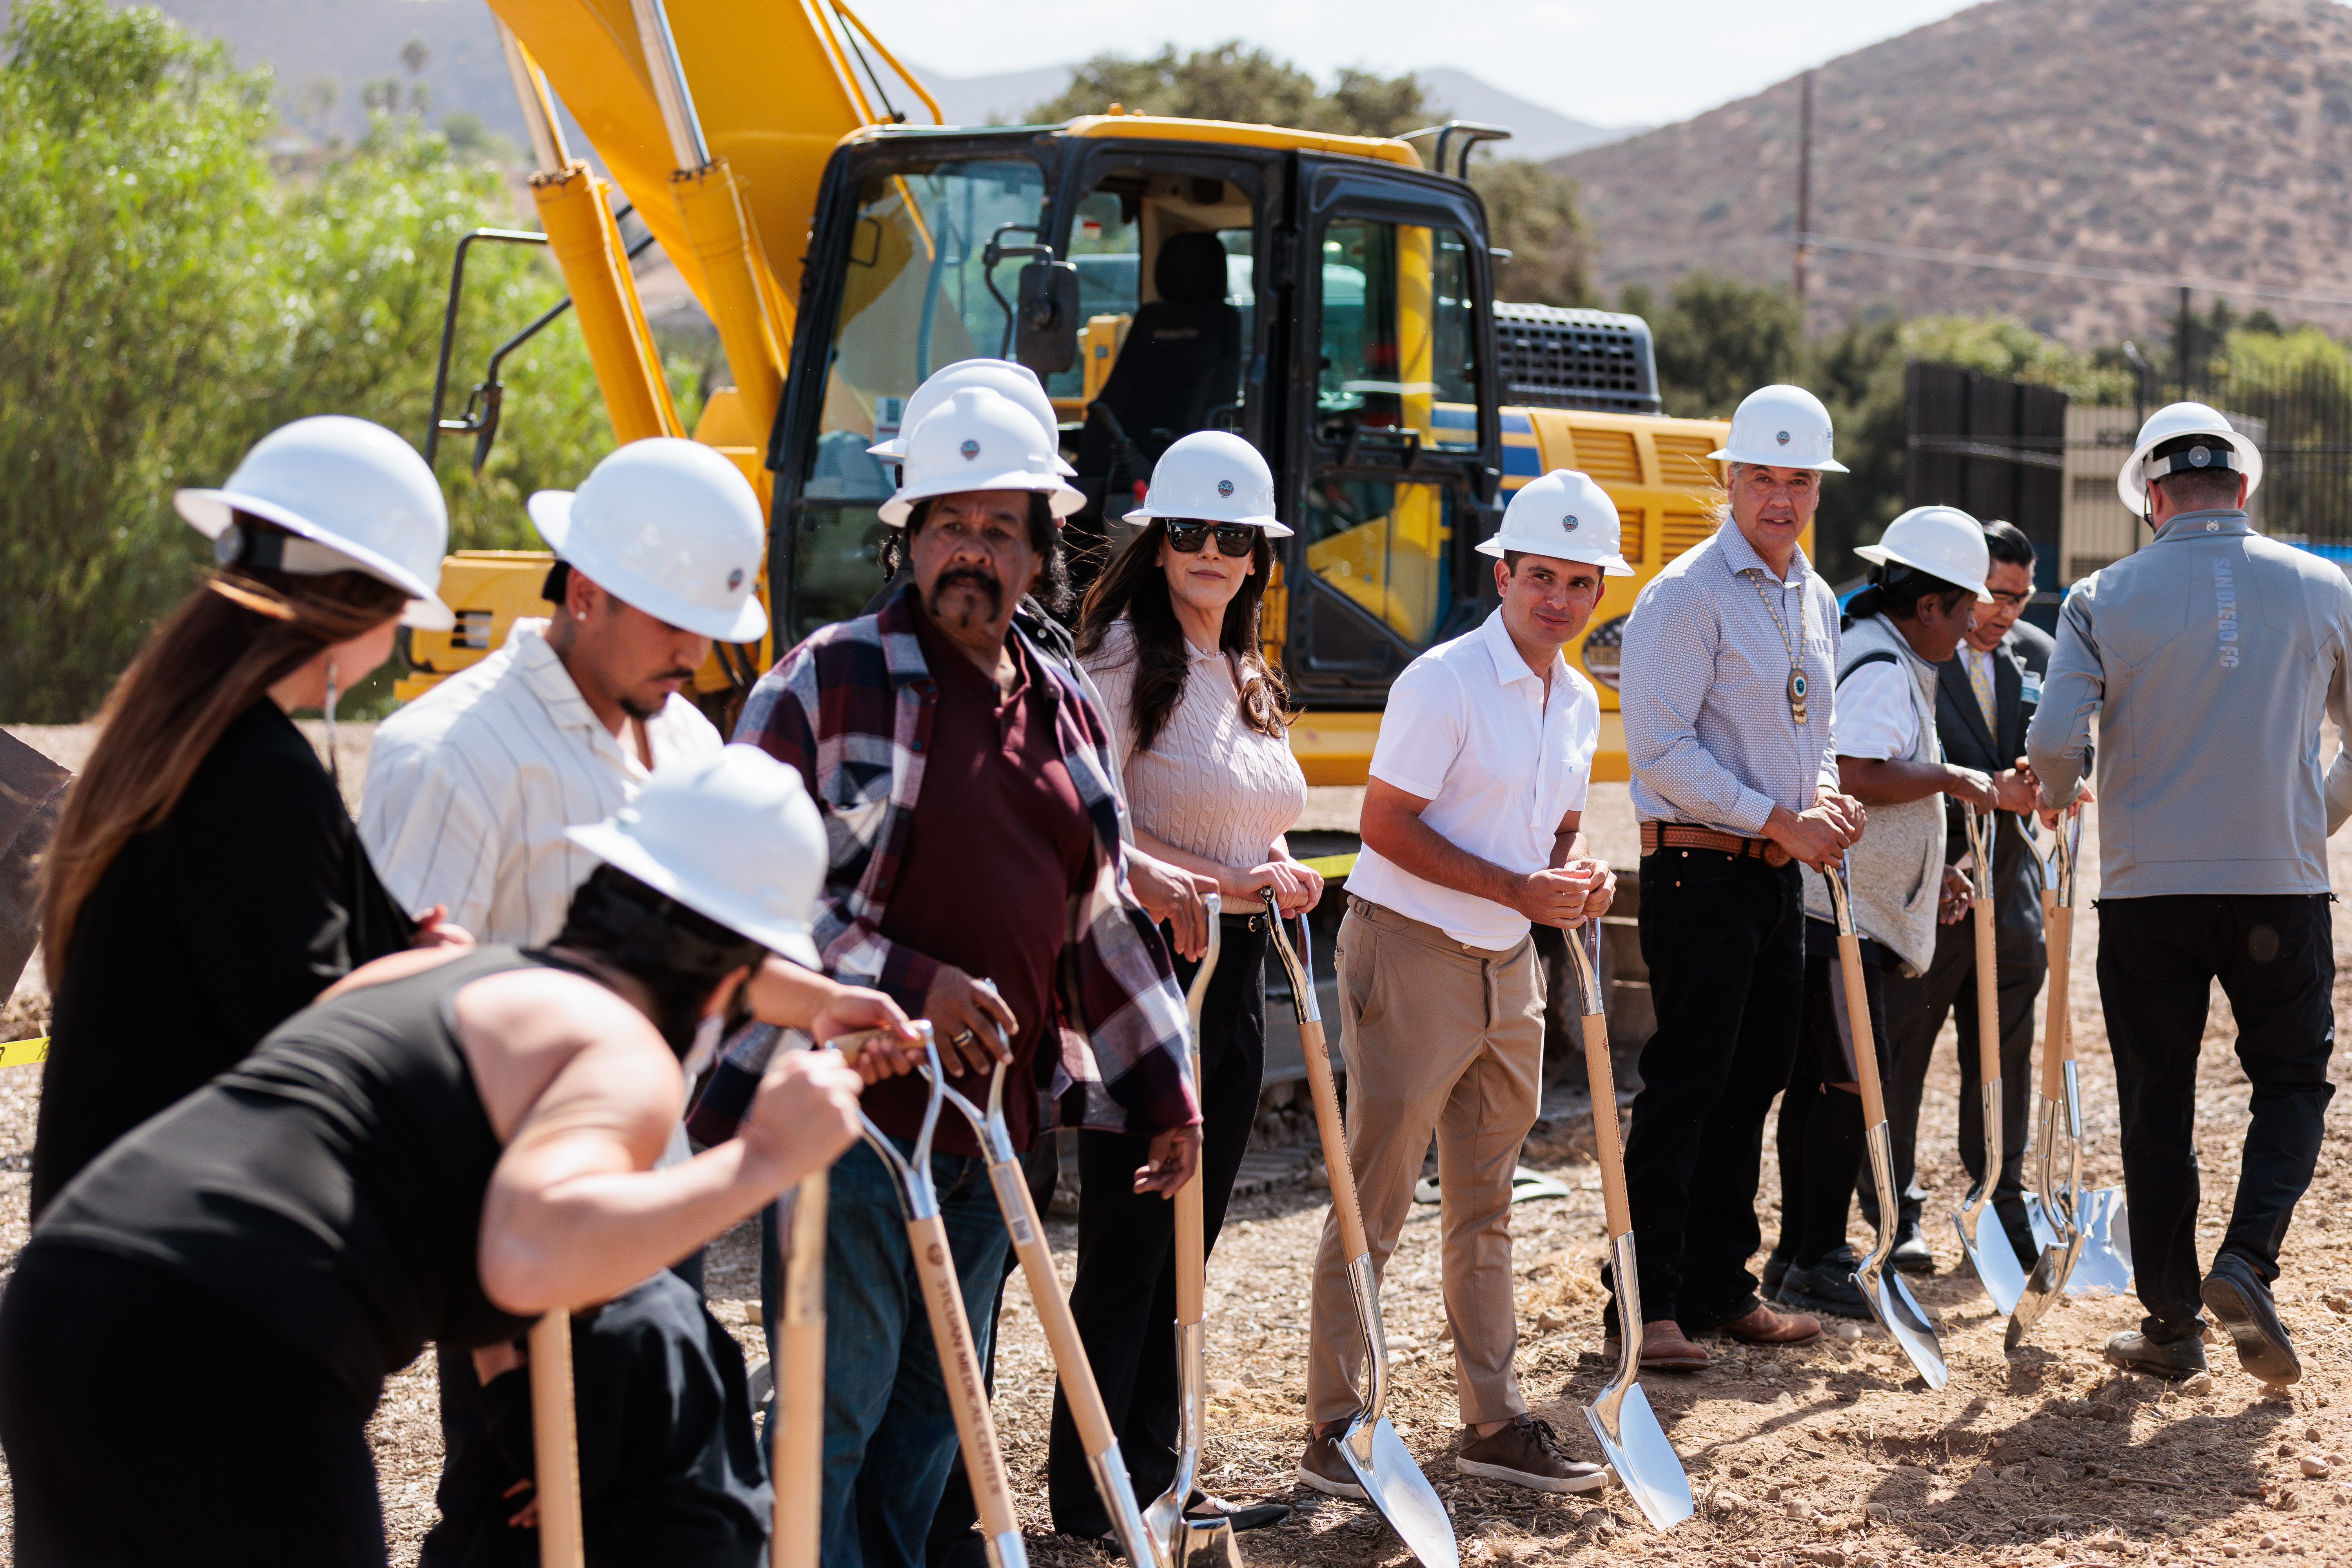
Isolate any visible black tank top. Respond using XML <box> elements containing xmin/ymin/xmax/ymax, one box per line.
<box><xmin>33</xmin><ymin>947</ymin><xmax>548</xmax><ymax>1399</ymax></box>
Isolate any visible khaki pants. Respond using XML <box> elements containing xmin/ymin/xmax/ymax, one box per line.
<box><xmin>1306</xmin><ymin>896</ymin><xmax>1545</xmax><ymax>1427</ymax></box>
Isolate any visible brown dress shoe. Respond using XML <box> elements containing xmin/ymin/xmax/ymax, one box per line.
<box><xmin>1297</xmin><ymin>1422</ymin><xmax>1367</xmax><ymax>1499</ymax></box>
<box><xmin>1456</xmin><ymin>1414</ymin><xmax>1608</xmax><ymax>1493</ymax></box>
<box><xmin>1719</xmin><ymin>1301</ymin><xmax>1822</xmax><ymax>1345</ymax></box>
<box><xmin>1606</xmin><ymin>1318</ymin><xmax>1708</xmax><ymax>1372</ymax></box>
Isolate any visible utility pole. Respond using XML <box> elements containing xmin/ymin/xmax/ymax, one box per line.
<box><xmin>1795</xmin><ymin>70</ymin><xmax>1814</xmax><ymax>315</ymax></box>
<box><xmin>2177</xmin><ymin>285</ymin><xmax>2193</xmax><ymax>402</ymax></box>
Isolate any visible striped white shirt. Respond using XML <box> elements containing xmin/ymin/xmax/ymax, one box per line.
<box><xmin>1619</xmin><ymin>519</ymin><xmax>1843</xmax><ymax>835</ymax></box>
<box><xmin>360</xmin><ymin>619</ymin><xmax>723</xmax><ymax>945</ymax></box>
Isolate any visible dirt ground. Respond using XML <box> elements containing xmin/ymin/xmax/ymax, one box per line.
<box><xmin>2</xmin><ymin>751</ymin><xmax>2350</xmax><ymax>1566</ymax></box>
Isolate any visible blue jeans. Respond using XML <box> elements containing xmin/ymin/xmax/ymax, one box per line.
<box><xmin>818</xmin><ymin>1134</ymin><xmax>1012</xmax><ymax>1568</ymax></box>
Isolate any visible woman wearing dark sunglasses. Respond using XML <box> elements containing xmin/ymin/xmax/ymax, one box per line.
<box><xmin>1050</xmin><ymin>431</ymin><xmax>1314</xmax><ymax>1543</ymax></box>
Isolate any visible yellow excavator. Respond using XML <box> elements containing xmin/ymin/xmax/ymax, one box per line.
<box><xmin>403</xmin><ymin>0</ymin><xmax>1775</xmax><ymax>785</ymax></box>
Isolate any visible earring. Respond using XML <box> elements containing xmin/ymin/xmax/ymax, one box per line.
<box><xmin>576</xmin><ymin>611</ymin><xmax>588</xmax><ymax>621</ymax></box>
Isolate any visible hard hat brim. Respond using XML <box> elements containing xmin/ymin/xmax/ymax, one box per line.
<box><xmin>1471</xmin><ymin>536</ymin><xmax>1633</xmax><ymax>575</ymax></box>
<box><xmin>1122</xmin><ymin>503</ymin><xmax>1294</xmax><ymax>539</ymax></box>
<box><xmin>526</xmin><ymin>491</ymin><xmax>771</xmax><ymax>644</ymax></box>
<box><xmin>1705</xmin><ymin>446</ymin><xmax>1851</xmax><ymax>474</ymax></box>
<box><xmin>2116</xmin><ymin>427</ymin><xmax>2265</xmax><ymax>513</ymax></box>
<box><xmin>1854</xmin><ymin>543</ymin><xmax>1993</xmax><ymax>603</ymax></box>
<box><xmin>176</xmin><ymin>487</ymin><xmax>456</xmax><ymax>631</ymax></box>
<box><xmin>564</xmin><ymin>818</ymin><xmax>820</xmax><ymax>968</ymax></box>
<box><xmin>878</xmin><ymin>470</ymin><xmax>1087</xmax><ymax>528</ymax></box>
<box><xmin>868</xmin><ymin>433</ymin><xmax>1077</xmax><ymax>477</ymax></box>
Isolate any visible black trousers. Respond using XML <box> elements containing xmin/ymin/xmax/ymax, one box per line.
<box><xmin>1614</xmin><ymin>848</ymin><xmax>1806</xmax><ymax>1333</ymax></box>
<box><xmin>2099</xmin><ymin>894</ymin><xmax>2337</xmax><ymax>1343</ymax></box>
<box><xmin>0</xmin><ymin>1244</ymin><xmax>387</xmax><ymax>1564</ymax></box>
<box><xmin>1046</xmin><ymin>916</ymin><xmax>1269</xmax><ymax>1537</ymax></box>
<box><xmin>1876</xmin><ymin>907</ymin><xmax>2044</xmax><ymax>1256</ymax></box>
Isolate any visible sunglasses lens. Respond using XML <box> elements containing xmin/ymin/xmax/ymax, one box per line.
<box><xmin>1166</xmin><ymin>523</ymin><xmax>1208</xmax><ymax>553</ymax></box>
<box><xmin>1215</xmin><ymin>526</ymin><xmax>1256</xmax><ymax>555</ymax></box>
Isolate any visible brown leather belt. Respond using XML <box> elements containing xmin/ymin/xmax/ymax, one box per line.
<box><xmin>1641</xmin><ymin>820</ymin><xmax>1791</xmax><ymax>867</ymax></box>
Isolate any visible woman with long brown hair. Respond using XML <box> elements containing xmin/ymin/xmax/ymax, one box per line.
<box><xmin>31</xmin><ymin>414</ymin><xmax>466</xmax><ymax>1214</ymax></box>
<box><xmin>1048</xmin><ymin>430</ymin><xmax>1316</xmax><ymax>1542</ymax></box>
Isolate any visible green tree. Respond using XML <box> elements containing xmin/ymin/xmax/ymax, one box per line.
<box><xmin>1469</xmin><ymin>157</ymin><xmax>1589</xmax><ymax>307</ymax></box>
<box><xmin>1621</xmin><ymin>272</ymin><xmax>1804</xmax><ymax>421</ymax></box>
<box><xmin>1032</xmin><ymin>42</ymin><xmax>1325</xmax><ymax>128</ymax></box>
<box><xmin>0</xmin><ymin>0</ymin><xmax>624</xmax><ymax>721</ymax></box>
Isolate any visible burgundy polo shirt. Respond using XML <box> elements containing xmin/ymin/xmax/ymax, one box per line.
<box><xmin>859</xmin><ymin>603</ymin><xmax>1094</xmax><ymax>1158</ymax></box>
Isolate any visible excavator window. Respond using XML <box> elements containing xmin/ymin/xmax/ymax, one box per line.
<box><xmin>786</xmin><ymin>156</ymin><xmax>1048</xmax><ymax>638</ymax></box>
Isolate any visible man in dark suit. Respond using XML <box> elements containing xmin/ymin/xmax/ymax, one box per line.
<box><xmin>1869</xmin><ymin>521</ymin><xmax>2053</xmax><ymax>1272</ymax></box>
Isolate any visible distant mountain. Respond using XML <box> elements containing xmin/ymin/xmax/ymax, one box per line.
<box><xmin>1553</xmin><ymin>0</ymin><xmax>2352</xmax><ymax>345</ymax></box>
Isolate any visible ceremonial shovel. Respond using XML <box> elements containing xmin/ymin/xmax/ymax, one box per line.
<box><xmin>1951</xmin><ymin>806</ymin><xmax>2027</xmax><ymax>1316</ymax></box>
<box><xmin>531</xmin><ymin>1308</ymin><xmax>586</xmax><ymax>1568</ymax></box>
<box><xmin>1824</xmin><ymin>857</ymin><xmax>1949</xmax><ymax>1390</ymax></box>
<box><xmin>1138</xmin><ymin>895</ymin><xmax>1246</xmax><ymax>1568</ymax></box>
<box><xmin>1563</xmin><ymin>919</ymin><xmax>1692</xmax><ymax>1532</ymax></box>
<box><xmin>1265</xmin><ymin>893</ymin><xmax>1459</xmax><ymax>1568</ymax></box>
<box><xmin>925</xmin><ymin>1005</ymin><xmax>1164</xmax><ymax>1568</ymax></box>
<box><xmin>2018</xmin><ymin>815</ymin><xmax>2133</xmax><ymax>1300</ymax></box>
<box><xmin>862</xmin><ymin>1030</ymin><xmax>1030</xmax><ymax>1568</ymax></box>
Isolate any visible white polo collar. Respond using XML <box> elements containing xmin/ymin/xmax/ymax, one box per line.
<box><xmin>1477</xmin><ymin>607</ymin><xmax>1563</xmax><ymax>689</ymax></box>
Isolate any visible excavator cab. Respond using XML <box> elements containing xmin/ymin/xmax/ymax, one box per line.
<box><xmin>767</xmin><ymin>121</ymin><xmax>1505</xmax><ymax>726</ymax></box>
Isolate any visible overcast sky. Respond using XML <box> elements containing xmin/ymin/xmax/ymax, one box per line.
<box><xmin>857</xmin><ymin>0</ymin><xmax>1978</xmax><ymax>129</ymax></box>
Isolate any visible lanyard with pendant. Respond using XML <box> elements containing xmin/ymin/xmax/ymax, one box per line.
<box><xmin>1748</xmin><ymin>571</ymin><xmax>1809</xmax><ymax>725</ymax></box>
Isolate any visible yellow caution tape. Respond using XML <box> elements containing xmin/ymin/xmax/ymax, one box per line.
<box><xmin>0</xmin><ymin>1037</ymin><xmax>49</xmax><ymax>1067</ymax></box>
<box><xmin>1298</xmin><ymin>852</ymin><xmax>1358</xmax><ymax>878</ymax></box>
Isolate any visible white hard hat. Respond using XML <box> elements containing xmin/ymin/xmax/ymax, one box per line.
<box><xmin>175</xmin><ymin>415</ymin><xmax>454</xmax><ymax>630</ymax></box>
<box><xmin>1855</xmin><ymin>505</ymin><xmax>1994</xmax><ymax>604</ymax></box>
<box><xmin>566</xmin><ymin>744</ymin><xmax>823</xmax><ymax>967</ymax></box>
<box><xmin>879</xmin><ymin>387</ymin><xmax>1085</xmax><ymax>528</ymax></box>
<box><xmin>1708</xmin><ymin>384</ymin><xmax>1850</xmax><ymax>473</ymax></box>
<box><xmin>868</xmin><ymin>359</ymin><xmax>1078</xmax><ymax>477</ymax></box>
<box><xmin>1476</xmin><ymin>470</ymin><xmax>1633</xmax><ymax>575</ymax></box>
<box><xmin>2117</xmin><ymin>401</ymin><xmax>2263</xmax><ymax>514</ymax></box>
<box><xmin>1125</xmin><ymin>431</ymin><xmax>1293</xmax><ymax>537</ymax></box>
<box><xmin>527</xmin><ymin>439</ymin><xmax>770</xmax><ymax>644</ymax></box>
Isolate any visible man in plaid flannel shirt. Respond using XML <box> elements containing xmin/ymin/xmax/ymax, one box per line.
<box><xmin>734</xmin><ymin>386</ymin><xmax>1202</xmax><ymax>1568</ymax></box>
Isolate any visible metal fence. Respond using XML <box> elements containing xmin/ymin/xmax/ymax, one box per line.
<box><xmin>2205</xmin><ymin>358</ymin><xmax>2352</xmax><ymax>549</ymax></box>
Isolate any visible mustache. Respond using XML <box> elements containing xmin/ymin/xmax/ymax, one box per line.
<box><xmin>927</xmin><ymin>566</ymin><xmax>1004</xmax><ymax>617</ymax></box>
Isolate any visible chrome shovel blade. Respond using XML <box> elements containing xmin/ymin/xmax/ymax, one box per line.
<box><xmin>1581</xmin><ymin>1232</ymin><xmax>1692</xmax><ymax>1532</ymax></box>
<box><xmin>1338</xmin><ymin>1414</ymin><xmax>1458</xmax><ymax>1568</ymax></box>
<box><xmin>1586</xmin><ymin>1383</ymin><xmax>1693</xmax><ymax>1534</ymax></box>
<box><xmin>1854</xmin><ymin>1121</ymin><xmax>1948</xmax><ymax>1388</ymax></box>
<box><xmin>1954</xmin><ymin>1199</ymin><xmax>2028</xmax><ymax>1317</ymax></box>
<box><xmin>2066</xmin><ymin>1186</ymin><xmax>2134</xmax><ymax>1298</ymax></box>
<box><xmin>2005</xmin><ymin>1230</ymin><xmax>2084</xmax><ymax>1349</ymax></box>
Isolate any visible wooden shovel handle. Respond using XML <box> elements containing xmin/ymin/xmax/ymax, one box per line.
<box><xmin>1973</xmin><ymin>889</ymin><xmax>2001</xmax><ymax>1084</ymax></box>
<box><xmin>1298</xmin><ymin>1016</ymin><xmax>1373</xmax><ymax>1262</ymax></box>
<box><xmin>907</xmin><ymin>1212</ymin><xmax>1021</xmax><ymax>1544</ymax></box>
<box><xmin>1837</xmin><ymin>932</ymin><xmax>1890</xmax><ymax>1128</ymax></box>
<box><xmin>2042</xmin><ymin>903</ymin><xmax>2073</xmax><ymax>1091</ymax></box>
<box><xmin>995</xmin><ymin>1160</ymin><xmax>1120</xmax><ymax>1454</ymax></box>
<box><xmin>1173</xmin><ymin>1131</ymin><xmax>1206</xmax><ymax>1325</ymax></box>
<box><xmin>530</xmin><ymin>1309</ymin><xmax>584</xmax><ymax>1568</ymax></box>
<box><xmin>1581</xmin><ymin>1013</ymin><xmax>1632</xmax><ymax>1239</ymax></box>
<box><xmin>774</xmin><ymin>1171</ymin><xmax>828</xmax><ymax>1568</ymax></box>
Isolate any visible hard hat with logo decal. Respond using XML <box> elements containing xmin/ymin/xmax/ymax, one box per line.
<box><xmin>174</xmin><ymin>414</ymin><xmax>456</xmax><ymax>630</ymax></box>
<box><xmin>2117</xmin><ymin>400</ymin><xmax>2264</xmax><ymax>515</ymax></box>
<box><xmin>526</xmin><ymin>438</ymin><xmax>769</xmax><ymax>643</ymax></box>
<box><xmin>1707</xmin><ymin>383</ymin><xmax>1851</xmax><ymax>473</ymax></box>
<box><xmin>1855</xmin><ymin>505</ymin><xmax>1994</xmax><ymax>603</ymax></box>
<box><xmin>879</xmin><ymin>386</ymin><xmax>1085</xmax><ymax>527</ymax></box>
<box><xmin>1475</xmin><ymin>469</ymin><xmax>1633</xmax><ymax>575</ymax></box>
<box><xmin>1125</xmin><ymin>430</ymin><xmax>1294</xmax><ymax>537</ymax></box>
<box><xmin>867</xmin><ymin>359</ymin><xmax>1078</xmax><ymax>477</ymax></box>
<box><xmin>565</xmin><ymin>745</ymin><xmax>824</xmax><ymax>967</ymax></box>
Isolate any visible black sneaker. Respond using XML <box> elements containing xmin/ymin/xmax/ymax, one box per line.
<box><xmin>1889</xmin><ymin>1214</ymin><xmax>1935</xmax><ymax>1275</ymax></box>
<box><xmin>2202</xmin><ymin>1253</ymin><xmax>2301</xmax><ymax>1385</ymax></box>
<box><xmin>1777</xmin><ymin>1245</ymin><xmax>1873</xmax><ymax>1320</ymax></box>
<box><xmin>2102</xmin><ymin>1330</ymin><xmax>2209</xmax><ymax>1381</ymax></box>
<box><xmin>1762</xmin><ymin>1245</ymin><xmax>1793</xmax><ymax>1295</ymax></box>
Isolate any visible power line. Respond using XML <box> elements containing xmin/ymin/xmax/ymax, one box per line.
<box><xmin>1799</xmin><ymin>232</ymin><xmax>2352</xmax><ymax>310</ymax></box>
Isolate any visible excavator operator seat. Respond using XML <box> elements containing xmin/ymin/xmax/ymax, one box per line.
<box><xmin>1076</xmin><ymin>230</ymin><xmax>1244</xmax><ymax>497</ymax></box>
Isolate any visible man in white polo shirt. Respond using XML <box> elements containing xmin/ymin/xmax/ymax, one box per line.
<box><xmin>1298</xmin><ymin>470</ymin><xmax>1621</xmax><ymax>1498</ymax></box>
<box><xmin>362</xmin><ymin>438</ymin><xmax>765</xmax><ymax>945</ymax></box>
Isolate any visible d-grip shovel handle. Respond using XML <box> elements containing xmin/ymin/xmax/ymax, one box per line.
<box><xmin>1264</xmin><ymin>893</ymin><xmax>1372</xmax><ymax>1266</ymax></box>
<box><xmin>909</xmin><ymin>1209</ymin><xmax>1023</xmax><ymax>1548</ymax></box>
<box><xmin>776</xmin><ymin>1171</ymin><xmax>828</xmax><ymax>1568</ymax></box>
<box><xmin>2040</xmin><ymin>816</ymin><xmax>2080</xmax><ymax>1097</ymax></box>
<box><xmin>1824</xmin><ymin>858</ymin><xmax>1890</xmax><ymax>1129</ymax></box>
<box><xmin>531</xmin><ymin>1309</ymin><xmax>585</xmax><ymax>1568</ymax></box>
<box><xmin>1563</xmin><ymin>923</ymin><xmax>1632</xmax><ymax>1241</ymax></box>
<box><xmin>1174</xmin><ymin>895</ymin><xmax>1221</xmax><ymax>1328</ymax></box>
